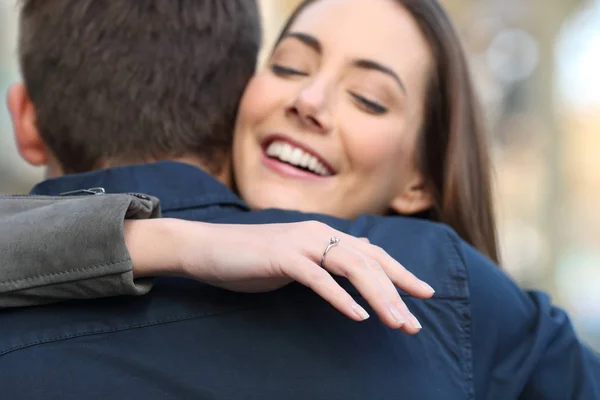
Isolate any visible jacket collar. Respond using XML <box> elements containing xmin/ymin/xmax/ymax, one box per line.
<box><xmin>30</xmin><ymin>161</ymin><xmax>249</xmax><ymax>212</ymax></box>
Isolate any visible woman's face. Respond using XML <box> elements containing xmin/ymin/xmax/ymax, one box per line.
<box><xmin>233</xmin><ymin>0</ymin><xmax>434</xmax><ymax>218</ymax></box>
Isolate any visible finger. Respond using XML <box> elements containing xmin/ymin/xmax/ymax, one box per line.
<box><xmin>360</xmin><ymin>255</ymin><xmax>422</xmax><ymax>334</ymax></box>
<box><xmin>366</xmin><ymin>245</ymin><xmax>435</xmax><ymax>299</ymax></box>
<box><xmin>281</xmin><ymin>256</ymin><xmax>371</xmax><ymax>323</ymax></box>
<box><xmin>330</xmin><ymin>232</ymin><xmax>434</xmax><ymax>299</ymax></box>
<box><xmin>322</xmin><ymin>244</ymin><xmax>409</xmax><ymax>330</ymax></box>
<box><xmin>394</xmin><ymin>299</ymin><xmax>423</xmax><ymax>335</ymax></box>
<box><xmin>303</xmin><ymin>228</ymin><xmax>425</xmax><ymax>331</ymax></box>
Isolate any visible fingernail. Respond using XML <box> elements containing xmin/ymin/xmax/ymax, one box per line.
<box><xmin>352</xmin><ymin>302</ymin><xmax>370</xmax><ymax>321</ymax></box>
<box><xmin>420</xmin><ymin>282</ymin><xmax>435</xmax><ymax>294</ymax></box>
<box><xmin>390</xmin><ymin>306</ymin><xmax>406</xmax><ymax>325</ymax></box>
<box><xmin>411</xmin><ymin>315</ymin><xmax>422</xmax><ymax>330</ymax></box>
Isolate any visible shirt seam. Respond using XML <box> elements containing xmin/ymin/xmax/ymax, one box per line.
<box><xmin>0</xmin><ymin>304</ymin><xmax>262</xmax><ymax>358</ymax></box>
<box><xmin>442</xmin><ymin>230</ymin><xmax>475</xmax><ymax>400</ymax></box>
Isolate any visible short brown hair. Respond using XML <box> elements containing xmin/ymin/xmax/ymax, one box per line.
<box><xmin>18</xmin><ymin>0</ymin><xmax>261</xmax><ymax>173</ymax></box>
<box><xmin>280</xmin><ymin>0</ymin><xmax>499</xmax><ymax>263</ymax></box>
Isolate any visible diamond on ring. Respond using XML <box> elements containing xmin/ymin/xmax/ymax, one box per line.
<box><xmin>320</xmin><ymin>236</ymin><xmax>341</xmax><ymax>268</ymax></box>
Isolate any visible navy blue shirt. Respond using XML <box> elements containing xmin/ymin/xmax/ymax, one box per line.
<box><xmin>1</xmin><ymin>161</ymin><xmax>598</xmax><ymax>399</ymax></box>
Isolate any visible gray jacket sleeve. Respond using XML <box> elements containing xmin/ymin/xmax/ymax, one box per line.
<box><xmin>0</xmin><ymin>193</ymin><xmax>160</xmax><ymax>308</ymax></box>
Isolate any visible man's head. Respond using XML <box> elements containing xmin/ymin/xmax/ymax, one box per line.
<box><xmin>8</xmin><ymin>0</ymin><xmax>261</xmax><ymax>179</ymax></box>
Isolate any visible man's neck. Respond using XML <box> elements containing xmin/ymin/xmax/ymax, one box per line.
<box><xmin>171</xmin><ymin>155</ymin><xmax>232</xmax><ymax>188</ymax></box>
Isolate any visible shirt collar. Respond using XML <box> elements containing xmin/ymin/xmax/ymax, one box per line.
<box><xmin>30</xmin><ymin>161</ymin><xmax>249</xmax><ymax>212</ymax></box>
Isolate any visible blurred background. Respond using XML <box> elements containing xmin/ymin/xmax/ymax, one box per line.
<box><xmin>1</xmin><ymin>0</ymin><xmax>599</xmax><ymax>350</ymax></box>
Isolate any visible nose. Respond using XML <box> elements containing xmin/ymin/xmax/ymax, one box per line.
<box><xmin>286</xmin><ymin>79</ymin><xmax>332</xmax><ymax>134</ymax></box>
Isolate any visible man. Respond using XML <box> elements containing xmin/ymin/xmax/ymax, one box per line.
<box><xmin>2</xmin><ymin>0</ymin><xmax>598</xmax><ymax>399</ymax></box>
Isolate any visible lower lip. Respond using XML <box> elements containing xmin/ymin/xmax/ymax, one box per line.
<box><xmin>261</xmin><ymin>153</ymin><xmax>330</xmax><ymax>181</ymax></box>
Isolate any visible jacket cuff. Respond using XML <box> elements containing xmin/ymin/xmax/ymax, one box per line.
<box><xmin>0</xmin><ymin>193</ymin><xmax>160</xmax><ymax>307</ymax></box>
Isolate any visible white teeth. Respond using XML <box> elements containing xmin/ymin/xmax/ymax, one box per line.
<box><xmin>280</xmin><ymin>143</ymin><xmax>293</xmax><ymax>162</ymax></box>
<box><xmin>300</xmin><ymin>153</ymin><xmax>311</xmax><ymax>168</ymax></box>
<box><xmin>266</xmin><ymin>142</ymin><xmax>281</xmax><ymax>157</ymax></box>
<box><xmin>290</xmin><ymin>148</ymin><xmax>303</xmax><ymax>165</ymax></box>
<box><xmin>265</xmin><ymin>140</ymin><xmax>331</xmax><ymax>176</ymax></box>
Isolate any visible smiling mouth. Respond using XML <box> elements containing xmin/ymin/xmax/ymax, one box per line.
<box><xmin>264</xmin><ymin>140</ymin><xmax>334</xmax><ymax>177</ymax></box>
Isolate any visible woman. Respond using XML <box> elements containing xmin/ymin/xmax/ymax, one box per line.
<box><xmin>5</xmin><ymin>0</ymin><xmax>494</xmax><ymax>306</ymax></box>
<box><xmin>234</xmin><ymin>0</ymin><xmax>498</xmax><ymax>263</ymax></box>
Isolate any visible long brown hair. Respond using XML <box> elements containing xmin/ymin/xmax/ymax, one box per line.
<box><xmin>275</xmin><ymin>0</ymin><xmax>499</xmax><ymax>263</ymax></box>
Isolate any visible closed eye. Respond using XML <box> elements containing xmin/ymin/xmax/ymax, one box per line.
<box><xmin>271</xmin><ymin>64</ymin><xmax>309</xmax><ymax>77</ymax></box>
<box><xmin>349</xmin><ymin>92</ymin><xmax>387</xmax><ymax>115</ymax></box>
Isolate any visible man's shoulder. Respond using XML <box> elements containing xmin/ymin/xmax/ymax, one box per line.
<box><xmin>212</xmin><ymin>210</ymin><xmax>469</xmax><ymax>299</ymax></box>
<box><xmin>353</xmin><ymin>215</ymin><xmax>469</xmax><ymax>299</ymax></box>
<box><xmin>213</xmin><ymin>207</ymin><xmax>458</xmax><ymax>239</ymax></box>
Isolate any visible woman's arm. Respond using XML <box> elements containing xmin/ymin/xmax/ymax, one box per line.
<box><xmin>0</xmin><ymin>194</ymin><xmax>434</xmax><ymax>331</ymax></box>
<box><xmin>0</xmin><ymin>193</ymin><xmax>159</xmax><ymax>308</ymax></box>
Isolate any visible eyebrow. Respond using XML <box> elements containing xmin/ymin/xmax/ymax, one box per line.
<box><xmin>282</xmin><ymin>32</ymin><xmax>322</xmax><ymax>54</ymax></box>
<box><xmin>281</xmin><ymin>32</ymin><xmax>407</xmax><ymax>94</ymax></box>
<box><xmin>352</xmin><ymin>59</ymin><xmax>407</xmax><ymax>94</ymax></box>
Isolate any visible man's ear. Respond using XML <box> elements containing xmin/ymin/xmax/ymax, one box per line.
<box><xmin>389</xmin><ymin>174</ymin><xmax>434</xmax><ymax>215</ymax></box>
<box><xmin>7</xmin><ymin>83</ymin><xmax>49</xmax><ymax>166</ymax></box>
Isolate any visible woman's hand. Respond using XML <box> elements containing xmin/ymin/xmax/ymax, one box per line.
<box><xmin>125</xmin><ymin>218</ymin><xmax>434</xmax><ymax>334</ymax></box>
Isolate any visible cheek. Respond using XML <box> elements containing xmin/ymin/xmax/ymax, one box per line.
<box><xmin>236</xmin><ymin>74</ymin><xmax>274</xmax><ymax>130</ymax></box>
<box><xmin>342</xmin><ymin>119</ymin><xmax>412</xmax><ymax>177</ymax></box>
<box><xmin>234</xmin><ymin>73</ymin><xmax>279</xmax><ymax>167</ymax></box>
